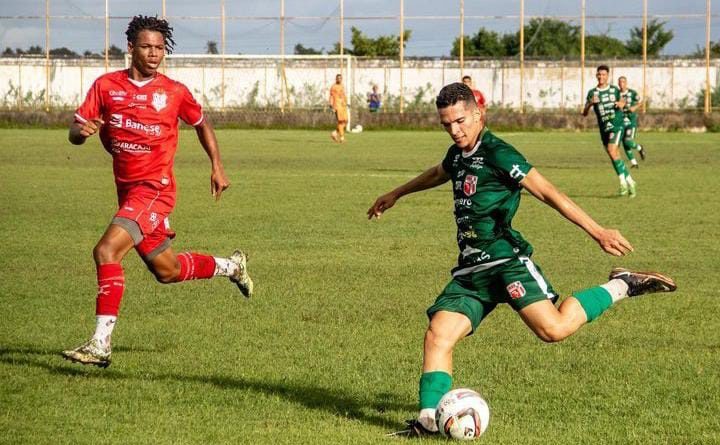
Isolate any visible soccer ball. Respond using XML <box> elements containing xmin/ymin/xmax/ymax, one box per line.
<box><xmin>435</xmin><ymin>388</ymin><xmax>490</xmax><ymax>440</ymax></box>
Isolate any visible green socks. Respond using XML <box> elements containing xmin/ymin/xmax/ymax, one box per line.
<box><xmin>612</xmin><ymin>159</ymin><xmax>628</xmax><ymax>177</ymax></box>
<box><xmin>573</xmin><ymin>286</ymin><xmax>613</xmax><ymax>322</ymax></box>
<box><xmin>419</xmin><ymin>371</ymin><xmax>452</xmax><ymax>409</ymax></box>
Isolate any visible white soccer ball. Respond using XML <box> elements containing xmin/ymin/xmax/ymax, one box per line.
<box><xmin>435</xmin><ymin>388</ymin><xmax>490</xmax><ymax>440</ymax></box>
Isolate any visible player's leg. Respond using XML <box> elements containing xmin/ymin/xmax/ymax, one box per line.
<box><xmin>143</xmin><ymin>244</ymin><xmax>253</xmax><ymax>297</ymax></box>
<box><xmin>514</xmin><ymin>258</ymin><xmax>676</xmax><ymax>342</ymax></box>
<box><xmin>62</xmin><ymin>223</ymin><xmax>135</xmax><ymax>367</ymax></box>
<box><xmin>337</xmin><ymin>119</ymin><xmax>347</xmax><ymax>143</ymax></box>
<box><xmin>400</xmin><ymin>276</ymin><xmax>495</xmax><ymax>437</ymax></box>
<box><xmin>630</xmin><ymin>126</ymin><xmax>646</xmax><ymax>160</ymax></box>
<box><xmin>622</xmin><ymin>127</ymin><xmax>639</xmax><ymax>168</ymax></box>
<box><xmin>605</xmin><ymin>130</ymin><xmax>635</xmax><ymax>196</ymax></box>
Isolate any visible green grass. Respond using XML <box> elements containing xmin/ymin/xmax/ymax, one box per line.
<box><xmin>0</xmin><ymin>129</ymin><xmax>719</xmax><ymax>445</ymax></box>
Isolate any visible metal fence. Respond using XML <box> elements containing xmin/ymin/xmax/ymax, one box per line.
<box><xmin>0</xmin><ymin>0</ymin><xmax>718</xmax><ymax>113</ymax></box>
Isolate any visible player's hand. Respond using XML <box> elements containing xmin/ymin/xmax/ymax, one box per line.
<box><xmin>367</xmin><ymin>192</ymin><xmax>398</xmax><ymax>220</ymax></box>
<box><xmin>210</xmin><ymin>165</ymin><xmax>230</xmax><ymax>201</ymax></box>
<box><xmin>595</xmin><ymin>228</ymin><xmax>633</xmax><ymax>257</ymax></box>
<box><xmin>77</xmin><ymin>118</ymin><xmax>104</xmax><ymax>138</ymax></box>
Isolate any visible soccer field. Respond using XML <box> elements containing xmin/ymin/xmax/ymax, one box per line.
<box><xmin>1</xmin><ymin>129</ymin><xmax>718</xmax><ymax>444</ymax></box>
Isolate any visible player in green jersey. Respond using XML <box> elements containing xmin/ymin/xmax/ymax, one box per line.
<box><xmin>618</xmin><ymin>76</ymin><xmax>646</xmax><ymax>168</ymax></box>
<box><xmin>369</xmin><ymin>82</ymin><xmax>676</xmax><ymax>437</ymax></box>
<box><xmin>582</xmin><ymin>65</ymin><xmax>637</xmax><ymax>197</ymax></box>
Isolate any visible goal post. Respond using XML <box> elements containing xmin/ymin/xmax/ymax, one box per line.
<box><xmin>124</xmin><ymin>53</ymin><xmax>354</xmax><ymax>127</ymax></box>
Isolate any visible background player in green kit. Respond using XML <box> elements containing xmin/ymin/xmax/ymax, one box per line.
<box><xmin>619</xmin><ymin>76</ymin><xmax>646</xmax><ymax>168</ymax></box>
<box><xmin>368</xmin><ymin>82</ymin><xmax>677</xmax><ymax>437</ymax></box>
<box><xmin>582</xmin><ymin>65</ymin><xmax>637</xmax><ymax>197</ymax></box>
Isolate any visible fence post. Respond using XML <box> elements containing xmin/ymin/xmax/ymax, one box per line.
<box><xmin>399</xmin><ymin>0</ymin><xmax>405</xmax><ymax>114</ymax></box>
<box><xmin>641</xmin><ymin>0</ymin><xmax>648</xmax><ymax>113</ymax></box>
<box><xmin>459</xmin><ymin>0</ymin><xmax>464</xmax><ymax>78</ymax></box>
<box><xmin>705</xmin><ymin>0</ymin><xmax>712</xmax><ymax>114</ymax></box>
<box><xmin>45</xmin><ymin>0</ymin><xmax>50</xmax><ymax>111</ymax></box>
<box><xmin>519</xmin><ymin>0</ymin><xmax>524</xmax><ymax>113</ymax></box>
<box><xmin>580</xmin><ymin>0</ymin><xmax>585</xmax><ymax>109</ymax></box>
<box><xmin>221</xmin><ymin>0</ymin><xmax>226</xmax><ymax>111</ymax></box>
<box><xmin>104</xmin><ymin>0</ymin><xmax>109</xmax><ymax>72</ymax></box>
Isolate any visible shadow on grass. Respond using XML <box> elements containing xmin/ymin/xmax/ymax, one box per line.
<box><xmin>0</xmin><ymin>345</ymin><xmax>414</xmax><ymax>430</ymax></box>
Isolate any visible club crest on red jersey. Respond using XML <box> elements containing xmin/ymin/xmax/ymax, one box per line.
<box><xmin>463</xmin><ymin>175</ymin><xmax>478</xmax><ymax>196</ymax></box>
<box><xmin>506</xmin><ymin>281</ymin><xmax>526</xmax><ymax>299</ymax></box>
<box><xmin>152</xmin><ymin>90</ymin><xmax>167</xmax><ymax>112</ymax></box>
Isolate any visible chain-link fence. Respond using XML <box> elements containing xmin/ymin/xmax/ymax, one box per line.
<box><xmin>1</xmin><ymin>1</ymin><xmax>718</xmax><ymax>112</ymax></box>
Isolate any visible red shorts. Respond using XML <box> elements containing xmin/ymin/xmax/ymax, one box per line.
<box><xmin>113</xmin><ymin>184</ymin><xmax>176</xmax><ymax>259</ymax></box>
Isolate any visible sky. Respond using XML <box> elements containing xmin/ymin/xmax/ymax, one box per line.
<box><xmin>0</xmin><ymin>0</ymin><xmax>718</xmax><ymax>56</ymax></box>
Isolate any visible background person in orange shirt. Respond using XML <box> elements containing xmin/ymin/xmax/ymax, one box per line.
<box><xmin>329</xmin><ymin>73</ymin><xmax>348</xmax><ymax>143</ymax></box>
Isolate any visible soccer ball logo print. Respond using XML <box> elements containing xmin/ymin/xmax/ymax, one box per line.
<box><xmin>152</xmin><ymin>90</ymin><xmax>167</xmax><ymax>111</ymax></box>
<box><xmin>506</xmin><ymin>281</ymin><xmax>526</xmax><ymax>299</ymax></box>
<box><xmin>463</xmin><ymin>175</ymin><xmax>478</xmax><ymax>196</ymax></box>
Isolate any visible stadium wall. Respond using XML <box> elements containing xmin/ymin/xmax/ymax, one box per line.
<box><xmin>0</xmin><ymin>57</ymin><xmax>718</xmax><ymax>112</ymax></box>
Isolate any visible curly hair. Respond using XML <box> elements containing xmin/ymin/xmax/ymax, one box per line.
<box><xmin>125</xmin><ymin>15</ymin><xmax>176</xmax><ymax>54</ymax></box>
<box><xmin>436</xmin><ymin>82</ymin><xmax>477</xmax><ymax>109</ymax></box>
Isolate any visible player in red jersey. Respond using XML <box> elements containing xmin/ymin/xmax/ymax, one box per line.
<box><xmin>61</xmin><ymin>16</ymin><xmax>254</xmax><ymax>368</ymax></box>
<box><xmin>462</xmin><ymin>75</ymin><xmax>486</xmax><ymax>109</ymax></box>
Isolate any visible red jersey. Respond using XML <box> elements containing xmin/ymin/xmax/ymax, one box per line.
<box><xmin>471</xmin><ymin>89</ymin><xmax>486</xmax><ymax>107</ymax></box>
<box><xmin>75</xmin><ymin>70</ymin><xmax>204</xmax><ymax>192</ymax></box>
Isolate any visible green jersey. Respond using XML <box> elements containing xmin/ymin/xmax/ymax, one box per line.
<box><xmin>440</xmin><ymin>128</ymin><xmax>534</xmax><ymax>277</ymax></box>
<box><xmin>586</xmin><ymin>85</ymin><xmax>625</xmax><ymax>132</ymax></box>
<box><xmin>620</xmin><ymin>88</ymin><xmax>641</xmax><ymax>127</ymax></box>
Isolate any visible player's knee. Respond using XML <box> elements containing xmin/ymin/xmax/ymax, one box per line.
<box><xmin>93</xmin><ymin>242</ymin><xmax>121</xmax><ymax>264</ymax></box>
<box><xmin>152</xmin><ymin>269</ymin><xmax>178</xmax><ymax>284</ymax></box>
<box><xmin>534</xmin><ymin>323</ymin><xmax>571</xmax><ymax>343</ymax></box>
<box><xmin>424</xmin><ymin>326</ymin><xmax>455</xmax><ymax>352</ymax></box>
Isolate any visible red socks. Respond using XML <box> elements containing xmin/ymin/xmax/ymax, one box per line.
<box><xmin>177</xmin><ymin>253</ymin><xmax>216</xmax><ymax>282</ymax></box>
<box><xmin>94</xmin><ymin>254</ymin><xmax>215</xmax><ymax>316</ymax></box>
<box><xmin>95</xmin><ymin>263</ymin><xmax>125</xmax><ymax>316</ymax></box>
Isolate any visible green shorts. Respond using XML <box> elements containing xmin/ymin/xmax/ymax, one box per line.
<box><xmin>600</xmin><ymin>128</ymin><xmax>623</xmax><ymax>147</ymax></box>
<box><xmin>622</xmin><ymin>125</ymin><xmax>637</xmax><ymax>141</ymax></box>
<box><xmin>427</xmin><ymin>256</ymin><xmax>558</xmax><ymax>333</ymax></box>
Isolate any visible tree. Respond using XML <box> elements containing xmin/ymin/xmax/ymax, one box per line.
<box><xmin>49</xmin><ymin>47</ymin><xmax>79</xmax><ymax>57</ymax></box>
<box><xmin>206</xmin><ymin>40</ymin><xmax>219</xmax><ymax>55</ymax></box>
<box><xmin>3</xmin><ymin>47</ymin><xmax>14</xmax><ymax>56</ymax></box>
<box><xmin>332</xmin><ymin>27</ymin><xmax>411</xmax><ymax>57</ymax></box>
<box><xmin>585</xmin><ymin>35</ymin><xmax>628</xmax><ymax>57</ymax></box>
<box><xmin>522</xmin><ymin>18</ymin><xmax>580</xmax><ymax>57</ymax></box>
<box><xmin>691</xmin><ymin>40</ymin><xmax>720</xmax><ymax>58</ymax></box>
<box><xmin>106</xmin><ymin>45</ymin><xmax>124</xmax><ymax>58</ymax></box>
<box><xmin>626</xmin><ymin>19</ymin><xmax>674</xmax><ymax>56</ymax></box>
<box><xmin>294</xmin><ymin>43</ymin><xmax>322</xmax><ymax>55</ymax></box>
<box><xmin>451</xmin><ymin>29</ymin><xmax>505</xmax><ymax>57</ymax></box>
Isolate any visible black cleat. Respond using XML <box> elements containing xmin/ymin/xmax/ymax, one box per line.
<box><xmin>638</xmin><ymin>145</ymin><xmax>646</xmax><ymax>160</ymax></box>
<box><xmin>386</xmin><ymin>419</ymin><xmax>439</xmax><ymax>438</ymax></box>
<box><xmin>631</xmin><ymin>163</ymin><xmax>639</xmax><ymax>169</ymax></box>
<box><xmin>609</xmin><ymin>268</ymin><xmax>677</xmax><ymax>297</ymax></box>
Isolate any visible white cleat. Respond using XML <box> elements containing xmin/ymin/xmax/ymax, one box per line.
<box><xmin>229</xmin><ymin>250</ymin><xmax>254</xmax><ymax>298</ymax></box>
<box><xmin>61</xmin><ymin>338</ymin><xmax>111</xmax><ymax>368</ymax></box>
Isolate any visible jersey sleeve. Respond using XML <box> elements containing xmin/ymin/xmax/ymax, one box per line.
<box><xmin>585</xmin><ymin>89</ymin><xmax>594</xmax><ymax>104</ymax></box>
<box><xmin>74</xmin><ymin>79</ymin><xmax>103</xmax><ymax>123</ymax></box>
<box><xmin>488</xmin><ymin>143</ymin><xmax>533</xmax><ymax>185</ymax></box>
<box><xmin>441</xmin><ymin>145</ymin><xmax>456</xmax><ymax>175</ymax></box>
<box><xmin>178</xmin><ymin>84</ymin><xmax>204</xmax><ymax>126</ymax></box>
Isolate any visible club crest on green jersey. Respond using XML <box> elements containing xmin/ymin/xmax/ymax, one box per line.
<box><xmin>507</xmin><ymin>281</ymin><xmax>526</xmax><ymax>299</ymax></box>
<box><xmin>463</xmin><ymin>175</ymin><xmax>478</xmax><ymax>196</ymax></box>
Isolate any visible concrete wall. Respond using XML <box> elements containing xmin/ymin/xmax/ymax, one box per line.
<box><xmin>1</xmin><ymin>57</ymin><xmax>717</xmax><ymax>111</ymax></box>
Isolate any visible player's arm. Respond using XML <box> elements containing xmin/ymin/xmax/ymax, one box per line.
<box><xmin>519</xmin><ymin>168</ymin><xmax>633</xmax><ymax>257</ymax></box>
<box><xmin>68</xmin><ymin>118</ymin><xmax>104</xmax><ymax>145</ymax></box>
<box><xmin>194</xmin><ymin>119</ymin><xmax>230</xmax><ymax>201</ymax></box>
<box><xmin>367</xmin><ymin>163</ymin><xmax>450</xmax><ymax>219</ymax></box>
<box><xmin>629</xmin><ymin>94</ymin><xmax>642</xmax><ymax>113</ymax></box>
<box><xmin>581</xmin><ymin>99</ymin><xmax>594</xmax><ymax>117</ymax></box>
